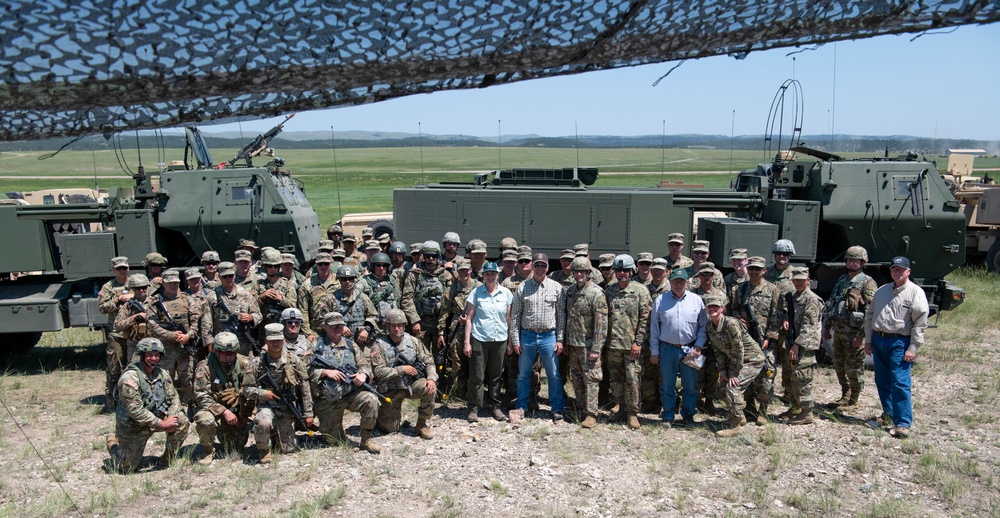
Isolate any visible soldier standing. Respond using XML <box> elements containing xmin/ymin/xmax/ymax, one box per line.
<box><xmin>400</xmin><ymin>241</ymin><xmax>454</xmax><ymax>378</ymax></box>
<box><xmin>704</xmin><ymin>294</ymin><xmax>765</xmax><ymax>437</ymax></box>
<box><xmin>327</xmin><ymin>223</ymin><xmax>343</xmax><ymax>249</ymax></box>
<box><xmin>631</xmin><ymin>252</ymin><xmax>654</xmax><ymax>287</ymax></box>
<box><xmin>310</xmin><ymin>312</ymin><xmax>381</xmax><ymax>453</ymax></box>
<box><xmin>143</xmin><ymin>252</ymin><xmax>167</xmax><ymax>297</ymax></box>
<box><xmin>765</xmin><ymin>239</ymin><xmax>796</xmax><ymax>400</ymax></box>
<box><xmin>441</xmin><ymin>232</ymin><xmax>462</xmax><ymax>272</ymax></box>
<box><xmin>824</xmin><ymin>246</ymin><xmax>877</xmax><ymax>408</ymax></box>
<box><xmin>342</xmin><ymin>233</ymin><xmax>365</xmax><ymax>266</ymax></box>
<box><xmin>778</xmin><ymin>267</ymin><xmax>824</xmax><ymax>425</ymax></box>
<box><xmin>467</xmin><ymin>239</ymin><xmax>488</xmax><ymax>281</ymax></box>
<box><xmin>297</xmin><ymin>252</ymin><xmax>338</xmax><ymax>338</ymax></box>
<box><xmin>605</xmin><ymin>255</ymin><xmax>652</xmax><ymax>429</ymax></box>
<box><xmin>192</xmin><ymin>332</ymin><xmax>254</xmax><ymax>465</ymax></box>
<box><xmin>564</xmin><ymin>257</ymin><xmax>608</xmax><ymax>428</ymax></box>
<box><xmin>639</xmin><ymin>258</ymin><xmax>670</xmax><ymax>414</ymax></box>
<box><xmin>114</xmin><ymin>273</ymin><xmax>154</xmax><ymax>362</ymax></box>
<box><xmin>548</xmin><ymin>249</ymin><xmax>577</xmax><ymax>286</ymax></box>
<box><xmin>98</xmin><ymin>256</ymin><xmax>132</xmax><ymax>411</ymax></box>
<box><xmin>370</xmin><ymin>309</ymin><xmax>437</xmax><ymax>439</ymax></box>
<box><xmin>252</xmin><ymin>249</ymin><xmax>298</xmax><ymax>343</ymax></box>
<box><xmin>245</xmin><ymin>323</ymin><xmax>314</xmax><ymax>463</ymax></box>
<box><xmin>686</xmin><ymin>241</ymin><xmax>725</xmax><ymax>292</ymax></box>
<box><xmin>499</xmin><ymin>249</ymin><xmax>519</xmax><ymax>284</ymax></box>
<box><xmin>724</xmin><ymin>248</ymin><xmax>749</xmax><ymax>294</ymax></box>
<box><xmin>388</xmin><ymin>241</ymin><xmax>409</xmax><ymax>287</ymax></box>
<box><xmin>200</xmin><ymin>251</ymin><xmax>221</xmax><ymax>289</ymax></box>
<box><xmin>107</xmin><ymin>337</ymin><xmax>189</xmax><ymax>472</ymax></box>
<box><xmin>281</xmin><ymin>308</ymin><xmax>314</xmax><ymax>363</ymax></box>
<box><xmin>202</xmin><ymin>262</ymin><xmax>263</xmax><ymax>356</ymax></box>
<box><xmin>662</xmin><ymin>233</ymin><xmax>693</xmax><ymax>270</ymax></box>
<box><xmin>280</xmin><ymin>253</ymin><xmax>306</xmax><ymax>289</ymax></box>
<box><xmin>146</xmin><ymin>269</ymin><xmax>201</xmax><ymax>408</ymax></box>
<box><xmin>318</xmin><ymin>265</ymin><xmax>379</xmax><ymax>349</ymax></box>
<box><xmin>438</xmin><ymin>258</ymin><xmax>481</xmax><ymax>400</ymax></box>
<box><xmin>358</xmin><ymin>252</ymin><xmax>400</xmax><ymax>329</ymax></box>
<box><xmin>597</xmin><ymin>253</ymin><xmax>616</xmax><ymax>288</ymax></box>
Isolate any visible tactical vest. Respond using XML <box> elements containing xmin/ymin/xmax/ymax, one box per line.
<box><xmin>332</xmin><ymin>291</ymin><xmax>367</xmax><ymax>335</ymax></box>
<box><xmin>117</xmin><ymin>363</ymin><xmax>169</xmax><ymax>424</ymax></box>
<box><xmin>413</xmin><ymin>271</ymin><xmax>444</xmax><ymax>317</ymax></box>
<box><xmin>375</xmin><ymin>334</ymin><xmax>418</xmax><ymax>392</ymax></box>
<box><xmin>364</xmin><ymin>276</ymin><xmax>398</xmax><ymax>321</ymax></box>
<box><xmin>829</xmin><ymin>274</ymin><xmax>870</xmax><ymax>327</ymax></box>
<box><xmin>259</xmin><ymin>280</ymin><xmax>287</xmax><ymax>325</ymax></box>
<box><xmin>208</xmin><ymin>353</ymin><xmax>242</xmax><ymax>392</ymax></box>
<box><xmin>315</xmin><ymin>337</ymin><xmax>359</xmax><ymax>400</ymax></box>
<box><xmin>154</xmin><ymin>293</ymin><xmax>190</xmax><ymax>338</ymax></box>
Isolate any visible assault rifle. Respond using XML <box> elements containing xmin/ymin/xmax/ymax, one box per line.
<box><xmin>257</xmin><ymin>354</ymin><xmax>310</xmax><ymax>432</ymax></box>
<box><xmin>155</xmin><ymin>299</ymin><xmax>196</xmax><ymax>355</ymax></box>
<box><xmin>216</xmin><ymin>298</ymin><xmax>260</xmax><ymax>354</ymax></box>
<box><xmin>741</xmin><ymin>301</ymin><xmax>775</xmax><ymax>376</ymax></box>
<box><xmin>125</xmin><ymin>298</ymin><xmax>147</xmax><ymax>321</ymax></box>
<box><xmin>310</xmin><ymin>353</ymin><xmax>391</xmax><ymax>403</ymax></box>
<box><xmin>393</xmin><ymin>354</ymin><xmax>447</xmax><ymax>400</ymax></box>
<box><xmin>228</xmin><ymin>114</ymin><xmax>294</xmax><ymax>167</ymax></box>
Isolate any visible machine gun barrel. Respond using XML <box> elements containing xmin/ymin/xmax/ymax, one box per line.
<box><xmin>228</xmin><ymin>114</ymin><xmax>295</xmax><ymax>166</ymax></box>
<box><xmin>310</xmin><ymin>354</ymin><xmax>391</xmax><ymax>403</ymax></box>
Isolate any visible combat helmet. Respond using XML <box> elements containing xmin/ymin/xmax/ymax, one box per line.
<box><xmin>612</xmin><ymin>254</ymin><xmax>636</xmax><ymax>271</ymax></box>
<box><xmin>571</xmin><ymin>257</ymin><xmax>592</xmax><ymax>271</ymax></box>
<box><xmin>385</xmin><ymin>308</ymin><xmax>407</xmax><ymax>325</ymax></box>
<box><xmin>213</xmin><ymin>332</ymin><xmax>240</xmax><ymax>353</ymax></box>
<box><xmin>136</xmin><ymin>337</ymin><xmax>165</xmax><ymax>354</ymax></box>
<box><xmin>336</xmin><ymin>265</ymin><xmax>359</xmax><ymax>279</ymax></box>
<box><xmin>421</xmin><ymin>240</ymin><xmax>441</xmax><ymax>255</ymax></box>
<box><xmin>371</xmin><ymin>252</ymin><xmax>391</xmax><ymax>265</ymax></box>
<box><xmin>128</xmin><ymin>273</ymin><xmax>151</xmax><ymax>288</ymax></box>
<box><xmin>845</xmin><ymin>245</ymin><xmax>869</xmax><ymax>262</ymax></box>
<box><xmin>772</xmin><ymin>239</ymin><xmax>796</xmax><ymax>255</ymax></box>
<box><xmin>389</xmin><ymin>241</ymin><xmax>407</xmax><ymax>255</ymax></box>
<box><xmin>280</xmin><ymin>307</ymin><xmax>303</xmax><ymax>323</ymax></box>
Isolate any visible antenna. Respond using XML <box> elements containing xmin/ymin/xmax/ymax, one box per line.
<box><xmin>831</xmin><ymin>42</ymin><xmax>837</xmax><ymax>152</ymax></box>
<box><xmin>134</xmin><ymin>130</ymin><xmax>143</xmax><ymax>175</ymax></box>
<box><xmin>575</xmin><ymin>120</ymin><xmax>580</xmax><ymax>169</ymax></box>
<box><xmin>331</xmin><ymin>126</ymin><xmax>343</xmax><ymax>221</ymax></box>
<box><xmin>729</xmin><ymin>110</ymin><xmax>735</xmax><ymax>180</ymax></box>
<box><xmin>92</xmin><ymin>136</ymin><xmax>99</xmax><ymax>191</ymax></box>
<box><xmin>497</xmin><ymin>120</ymin><xmax>502</xmax><ymax>171</ymax></box>
<box><xmin>418</xmin><ymin>122</ymin><xmax>425</xmax><ymax>175</ymax></box>
<box><xmin>660</xmin><ymin>120</ymin><xmax>666</xmax><ymax>184</ymax></box>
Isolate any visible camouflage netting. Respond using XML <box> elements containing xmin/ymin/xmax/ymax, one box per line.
<box><xmin>2</xmin><ymin>0</ymin><xmax>998</xmax><ymax>141</ymax></box>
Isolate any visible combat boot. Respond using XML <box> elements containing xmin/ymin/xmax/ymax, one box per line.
<box><xmin>157</xmin><ymin>444</ymin><xmax>179</xmax><ymax>468</ymax></box>
<box><xmin>608</xmin><ymin>408</ymin><xmax>626</xmax><ymax>423</ymax></box>
<box><xmin>360</xmin><ymin>428</ymin><xmax>381</xmax><ymax>454</ymax></box>
<box><xmin>197</xmin><ymin>444</ymin><xmax>215</xmax><ymax>466</ymax></box>
<box><xmin>257</xmin><ymin>445</ymin><xmax>272</xmax><ymax>464</ymax></box>
<box><xmin>846</xmin><ymin>391</ymin><xmax>860</xmax><ymax>407</ymax></box>
<box><xmin>756</xmin><ymin>404</ymin><xmax>769</xmax><ymax>426</ymax></box>
<box><xmin>627</xmin><ymin>413</ymin><xmax>641</xmax><ymax>430</ymax></box>
<box><xmin>466</xmin><ymin>406</ymin><xmax>480</xmax><ymax>423</ymax></box>
<box><xmin>105</xmin><ymin>436</ymin><xmax>119</xmax><ymax>457</ymax></box>
<box><xmin>827</xmin><ymin>390</ymin><xmax>851</xmax><ymax>408</ymax></box>
<box><xmin>716</xmin><ymin>416</ymin><xmax>747</xmax><ymax>437</ymax></box>
<box><xmin>415</xmin><ymin>419</ymin><xmax>434</xmax><ymax>440</ymax></box>
<box><xmin>581</xmin><ymin>415</ymin><xmax>598</xmax><ymax>429</ymax></box>
<box><xmin>777</xmin><ymin>407</ymin><xmax>800</xmax><ymax>420</ymax></box>
<box><xmin>787</xmin><ymin>409</ymin><xmax>814</xmax><ymax>425</ymax></box>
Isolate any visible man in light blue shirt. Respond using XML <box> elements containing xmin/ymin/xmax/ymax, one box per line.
<box><xmin>649</xmin><ymin>268</ymin><xmax>707</xmax><ymax>428</ymax></box>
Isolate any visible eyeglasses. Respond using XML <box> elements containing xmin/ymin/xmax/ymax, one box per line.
<box><xmin>613</xmin><ymin>268</ymin><xmax>630</xmax><ymax>273</ymax></box>
<box><xmin>637</xmin><ymin>262</ymin><xmax>652</xmax><ymax>267</ymax></box>
<box><xmin>114</xmin><ymin>266</ymin><xmax>129</xmax><ymax>271</ymax></box>
<box><xmin>220</xmin><ymin>274</ymin><xmax>235</xmax><ymax>278</ymax></box>
<box><xmin>284</xmin><ymin>320</ymin><xmax>302</xmax><ymax>325</ymax></box>
<box><xmin>203</xmin><ymin>261</ymin><xmax>219</xmax><ymax>266</ymax></box>
<box><xmin>533</xmin><ymin>263</ymin><xmax>548</xmax><ymax>268</ymax></box>
<box><xmin>692</xmin><ymin>251</ymin><xmax>708</xmax><ymax>255</ymax></box>
<box><xmin>517</xmin><ymin>259</ymin><xmax>532</xmax><ymax>264</ymax></box>
<box><xmin>668</xmin><ymin>243</ymin><xmax>682</xmax><ymax>247</ymax></box>
<box><xmin>265</xmin><ymin>264</ymin><xmax>280</xmax><ymax>268</ymax></box>
<box><xmin>599</xmin><ymin>267</ymin><xmax>612</xmax><ymax>271</ymax></box>
<box><xmin>560</xmin><ymin>258</ymin><xmax>573</xmax><ymax>262</ymax></box>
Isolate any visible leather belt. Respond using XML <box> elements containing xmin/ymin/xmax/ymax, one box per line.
<box><xmin>524</xmin><ymin>328</ymin><xmax>555</xmax><ymax>333</ymax></box>
<box><xmin>874</xmin><ymin>330</ymin><xmax>908</xmax><ymax>339</ymax></box>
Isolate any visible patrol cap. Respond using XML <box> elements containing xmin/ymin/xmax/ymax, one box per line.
<box><xmin>636</xmin><ymin>252</ymin><xmax>654</xmax><ymax>264</ymax></box>
<box><xmin>456</xmin><ymin>258</ymin><xmax>472</xmax><ymax>270</ymax></box>
<box><xmin>482</xmin><ymin>261</ymin><xmax>500</xmax><ymax>273</ymax></box>
<box><xmin>573</xmin><ymin>243</ymin><xmax>590</xmax><ymax>256</ymax></box>
<box><xmin>281</xmin><ymin>253</ymin><xmax>296</xmax><ymax>265</ymax></box>
<box><xmin>361</xmin><ymin>227</ymin><xmax>374</xmax><ymax>239</ymax></box>
<box><xmin>342</xmin><ymin>233</ymin><xmax>357</xmax><ymax>243</ymax></box>
<box><xmin>327</xmin><ymin>223</ymin><xmax>343</xmax><ymax>235</ymax></box>
<box><xmin>559</xmin><ymin>249</ymin><xmax>575</xmax><ymax>260</ymax></box>
<box><xmin>669</xmin><ymin>268</ymin><xmax>689</xmax><ymax>281</ymax></box>
<box><xmin>261</xmin><ymin>249</ymin><xmax>282</xmax><ymax>265</ymax></box>
<box><xmin>144</xmin><ymin>252</ymin><xmax>168</xmax><ymax>266</ymax></box>
<box><xmin>161</xmin><ymin>269</ymin><xmax>181</xmax><ymax>283</ymax></box>
<box><xmin>321</xmin><ymin>312</ymin><xmax>345</xmax><ymax>326</ymax></box>
<box><xmin>238</xmin><ymin>238</ymin><xmax>258</xmax><ymax>250</ymax></box>
<box><xmin>790</xmin><ymin>266</ymin><xmax>810</xmax><ymax>280</ymax></box>
<box><xmin>217</xmin><ymin>262</ymin><xmax>236</xmax><ymax>275</ymax></box>
<box><xmin>469</xmin><ymin>240</ymin><xmax>488</xmax><ymax>254</ymax></box>
<box><xmin>443</xmin><ymin>232</ymin><xmax>462</xmax><ymax>244</ymax></box>
<box><xmin>201</xmin><ymin>250</ymin><xmax>220</xmax><ymax>263</ymax></box>
<box><xmin>332</xmin><ymin>248</ymin><xmax>346</xmax><ymax>260</ymax></box>
<box><xmin>264</xmin><ymin>323</ymin><xmax>285</xmax><ymax>341</ymax></box>
<box><xmin>377</xmin><ymin>233</ymin><xmax>391</xmax><ymax>244</ymax></box>
<box><xmin>890</xmin><ymin>256</ymin><xmax>910</xmax><ymax>269</ymax></box>
<box><xmin>314</xmin><ymin>252</ymin><xmax>333</xmax><ymax>264</ymax></box>
<box><xmin>128</xmin><ymin>273</ymin><xmax>151</xmax><ymax>288</ymax></box>
<box><xmin>729</xmin><ymin>248</ymin><xmax>748</xmax><ymax>260</ymax></box>
<box><xmin>692</xmin><ymin>240</ymin><xmax>710</xmax><ymax>253</ymax></box>
<box><xmin>517</xmin><ymin>249</ymin><xmax>533</xmax><ymax>261</ymax></box>
<box><xmin>365</xmin><ymin>239</ymin><xmax>381</xmax><ymax>251</ymax></box>
<box><xmin>318</xmin><ymin>239</ymin><xmax>336</xmax><ymax>252</ymax></box>
<box><xmin>234</xmin><ymin>249</ymin><xmax>252</xmax><ymax>262</ymax></box>
<box><xmin>281</xmin><ymin>307</ymin><xmax>303</xmax><ymax>322</ymax></box>
<box><xmin>516</xmin><ymin>245</ymin><xmax>532</xmax><ymax>256</ymax></box>
<box><xmin>501</xmin><ymin>250</ymin><xmax>518</xmax><ymax>261</ymax></box>
<box><xmin>747</xmin><ymin>256</ymin><xmax>767</xmax><ymax>268</ymax></box>
<box><xmin>532</xmin><ymin>253</ymin><xmax>549</xmax><ymax>265</ymax></box>
<box><xmin>667</xmin><ymin>233</ymin><xmax>685</xmax><ymax>245</ymax></box>
<box><xmin>703</xmin><ymin>293</ymin><xmax>728</xmax><ymax>307</ymax></box>
<box><xmin>598</xmin><ymin>253</ymin><xmax>615</xmax><ymax>268</ymax></box>
<box><xmin>112</xmin><ymin>256</ymin><xmax>129</xmax><ymax>268</ymax></box>
<box><xmin>213</xmin><ymin>332</ymin><xmax>240</xmax><ymax>353</ymax></box>
<box><xmin>697</xmin><ymin>262</ymin><xmax>716</xmax><ymax>274</ymax></box>
<box><xmin>184</xmin><ymin>268</ymin><xmax>202</xmax><ymax>280</ymax></box>
<box><xmin>409</xmin><ymin>243</ymin><xmax>422</xmax><ymax>255</ymax></box>
<box><xmin>651</xmin><ymin>258</ymin><xmax>669</xmax><ymax>270</ymax></box>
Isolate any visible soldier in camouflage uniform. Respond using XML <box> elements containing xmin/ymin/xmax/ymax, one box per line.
<box><xmin>98</xmin><ymin>256</ymin><xmax>132</xmax><ymax>411</ymax></box>
<box><xmin>146</xmin><ymin>269</ymin><xmax>201</xmax><ymax>407</ymax></box>
<box><xmin>234</xmin><ymin>249</ymin><xmax>258</xmax><ymax>288</ymax></box>
<box><xmin>370</xmin><ymin>308</ymin><xmax>437</xmax><ymax>439</ymax></box>
<box><xmin>727</xmin><ymin>256</ymin><xmax>782</xmax><ymax>424</ymax></box>
<box><xmin>548</xmin><ymin>249</ymin><xmax>577</xmax><ymax>287</ymax></box>
<box><xmin>724</xmin><ymin>248</ymin><xmax>749</xmax><ymax>295</ymax></box>
<box><xmin>280</xmin><ymin>253</ymin><xmax>306</xmax><ymax>289</ymax></box>
<box><xmin>358</xmin><ymin>252</ymin><xmax>400</xmax><ymax>330</ymax></box>
<box><xmin>192</xmin><ymin>332</ymin><xmax>254</xmax><ymax>465</ymax></box>
<box><xmin>823</xmin><ymin>246</ymin><xmax>877</xmax><ymax>408</ymax></box>
<box><xmin>779</xmin><ymin>267</ymin><xmax>824</xmax><ymax>425</ymax></box>
<box><xmin>605</xmin><ymin>255</ymin><xmax>652</xmax><ymax>429</ymax></box>
<box><xmin>467</xmin><ymin>239</ymin><xmax>489</xmax><ymax>281</ymax></box>
<box><xmin>441</xmin><ymin>231</ymin><xmax>462</xmax><ymax>273</ymax></box>
<box><xmin>202</xmin><ymin>262</ymin><xmax>263</xmax><ymax>356</ymax></box>
<box><xmin>310</xmin><ymin>312</ymin><xmax>382</xmax><ymax>453</ymax></box>
<box><xmin>438</xmin><ymin>258</ymin><xmax>481</xmax><ymax>400</ymax></box>
<box><xmin>143</xmin><ymin>252</ymin><xmax>167</xmax><ymax>298</ymax></box>
<box><xmin>343</xmin><ymin>233</ymin><xmax>365</xmax><ymax>266</ymax></box>
<box><xmin>114</xmin><ymin>273</ymin><xmax>154</xmax><ymax>363</ymax></box>
<box><xmin>639</xmin><ymin>258</ymin><xmax>671</xmax><ymax>414</ymax></box>
<box><xmin>499</xmin><ymin>249</ymin><xmax>519</xmax><ymax>284</ymax></box>
<box><xmin>564</xmin><ymin>257</ymin><xmax>608</xmax><ymax>428</ymax></box>
<box><xmin>245</xmin><ymin>324</ymin><xmax>314</xmax><ymax>463</ymax></box>
<box><xmin>765</xmin><ymin>239</ymin><xmax>796</xmax><ymax>403</ymax></box>
<box><xmin>400</xmin><ymin>240</ymin><xmax>454</xmax><ymax>382</ymax></box>
<box><xmin>704</xmin><ymin>294</ymin><xmax>765</xmax><ymax>437</ymax></box>
<box><xmin>662</xmin><ymin>232</ymin><xmax>693</xmax><ymax>270</ymax></box>
<box><xmin>184</xmin><ymin>268</ymin><xmax>212</xmax><ymax>362</ymax></box>
<box><xmin>631</xmin><ymin>252</ymin><xmax>654</xmax><ymax>287</ymax></box>
<box><xmin>596</xmin><ymin>253</ymin><xmax>615</xmax><ymax>288</ymax></box>
<box><xmin>251</xmin><ymin>249</ymin><xmax>298</xmax><ymax>343</ymax></box>
<box><xmin>690</xmin><ymin>261</ymin><xmax>727</xmax><ymax>415</ymax></box>
<box><xmin>107</xmin><ymin>338</ymin><xmax>189</xmax><ymax>473</ymax></box>
<box><xmin>686</xmin><ymin>241</ymin><xmax>725</xmax><ymax>292</ymax></box>
<box><xmin>200</xmin><ymin>251</ymin><xmax>221</xmax><ymax>290</ymax></box>
<box><xmin>297</xmin><ymin>252</ymin><xmax>338</xmax><ymax>338</ymax></box>
<box><xmin>327</xmin><ymin>223</ymin><xmax>343</xmax><ymax>249</ymax></box>
<box><xmin>388</xmin><ymin>241</ymin><xmax>409</xmax><ymax>289</ymax></box>
<box><xmin>281</xmin><ymin>308</ymin><xmax>314</xmax><ymax>363</ymax></box>
<box><xmin>318</xmin><ymin>265</ymin><xmax>379</xmax><ymax>349</ymax></box>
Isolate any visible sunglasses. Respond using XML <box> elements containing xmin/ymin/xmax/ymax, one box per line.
<box><xmin>533</xmin><ymin>263</ymin><xmax>548</xmax><ymax>268</ymax></box>
<box><xmin>203</xmin><ymin>261</ymin><xmax>219</xmax><ymax>266</ymax></box>
<box><xmin>220</xmin><ymin>274</ymin><xmax>236</xmax><ymax>278</ymax></box>
<box><xmin>747</xmin><ymin>266</ymin><xmax>764</xmax><ymax>272</ymax></box>
<box><xmin>284</xmin><ymin>319</ymin><xmax>302</xmax><ymax>325</ymax></box>
<box><xmin>114</xmin><ymin>266</ymin><xmax>129</xmax><ymax>271</ymax></box>
<box><xmin>517</xmin><ymin>259</ymin><xmax>532</xmax><ymax>264</ymax></box>
<box><xmin>424</xmin><ymin>254</ymin><xmax>439</xmax><ymax>259</ymax></box>
<box><xmin>774</xmin><ymin>252</ymin><xmax>790</xmax><ymax>257</ymax></box>
<box><xmin>373</xmin><ymin>263</ymin><xmax>389</xmax><ymax>268</ymax></box>
<box><xmin>692</xmin><ymin>251</ymin><xmax>709</xmax><ymax>255</ymax></box>
<box><xmin>698</xmin><ymin>272</ymin><xmax>713</xmax><ymax>277</ymax></box>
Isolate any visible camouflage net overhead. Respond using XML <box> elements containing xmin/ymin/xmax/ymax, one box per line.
<box><xmin>2</xmin><ymin>0</ymin><xmax>998</xmax><ymax>141</ymax></box>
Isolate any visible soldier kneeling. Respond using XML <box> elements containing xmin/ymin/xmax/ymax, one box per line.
<box><xmin>192</xmin><ymin>332</ymin><xmax>254</xmax><ymax>465</ymax></box>
<box><xmin>310</xmin><ymin>312</ymin><xmax>382</xmax><ymax>453</ymax></box>
<box><xmin>107</xmin><ymin>337</ymin><xmax>190</xmax><ymax>472</ymax></box>
<box><xmin>370</xmin><ymin>309</ymin><xmax>437</xmax><ymax>439</ymax></box>
<box><xmin>704</xmin><ymin>295</ymin><xmax>765</xmax><ymax>437</ymax></box>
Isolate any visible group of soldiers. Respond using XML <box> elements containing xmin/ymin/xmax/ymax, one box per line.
<box><xmin>99</xmin><ymin>224</ymin><xmax>878</xmax><ymax>470</ymax></box>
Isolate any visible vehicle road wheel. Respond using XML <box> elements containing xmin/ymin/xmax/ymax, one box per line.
<box><xmin>367</xmin><ymin>219</ymin><xmax>395</xmax><ymax>241</ymax></box>
<box><xmin>988</xmin><ymin>240</ymin><xmax>1000</xmax><ymax>273</ymax></box>
<box><xmin>3</xmin><ymin>332</ymin><xmax>42</xmax><ymax>356</ymax></box>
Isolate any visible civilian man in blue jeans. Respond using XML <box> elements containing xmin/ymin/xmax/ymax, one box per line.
<box><xmin>510</xmin><ymin>253</ymin><xmax>567</xmax><ymax>422</ymax></box>
<box><xmin>649</xmin><ymin>268</ymin><xmax>707</xmax><ymax>428</ymax></box>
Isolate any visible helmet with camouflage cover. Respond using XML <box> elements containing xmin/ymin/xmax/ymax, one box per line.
<box><xmin>385</xmin><ymin>308</ymin><xmax>407</xmax><ymax>325</ymax></box>
<box><xmin>772</xmin><ymin>239</ymin><xmax>796</xmax><ymax>255</ymax></box>
<box><xmin>442</xmin><ymin>232</ymin><xmax>461</xmax><ymax>245</ymax></box>
<box><xmin>213</xmin><ymin>332</ymin><xmax>240</xmax><ymax>352</ymax></box>
<box><xmin>143</xmin><ymin>252</ymin><xmax>168</xmax><ymax>266</ymax></box>
<box><xmin>371</xmin><ymin>252</ymin><xmax>391</xmax><ymax>265</ymax></box>
<box><xmin>136</xmin><ymin>337</ymin><xmax>165</xmax><ymax>354</ymax></box>
<box><xmin>612</xmin><ymin>254</ymin><xmax>636</xmax><ymax>271</ymax></box>
<box><xmin>128</xmin><ymin>273</ymin><xmax>151</xmax><ymax>288</ymax></box>
<box><xmin>421</xmin><ymin>240</ymin><xmax>441</xmax><ymax>255</ymax></box>
<box><xmin>280</xmin><ymin>307</ymin><xmax>303</xmax><ymax>323</ymax></box>
<box><xmin>571</xmin><ymin>257</ymin><xmax>592</xmax><ymax>271</ymax></box>
<box><xmin>261</xmin><ymin>249</ymin><xmax>282</xmax><ymax>265</ymax></box>
<box><xmin>845</xmin><ymin>245</ymin><xmax>869</xmax><ymax>262</ymax></box>
<box><xmin>499</xmin><ymin>236</ymin><xmax>518</xmax><ymax>251</ymax></box>
<box><xmin>389</xmin><ymin>240</ymin><xmax>407</xmax><ymax>254</ymax></box>
<box><xmin>336</xmin><ymin>264</ymin><xmax>359</xmax><ymax>279</ymax></box>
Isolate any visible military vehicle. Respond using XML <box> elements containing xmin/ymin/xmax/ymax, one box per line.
<box><xmin>0</xmin><ymin>119</ymin><xmax>321</xmax><ymax>353</ymax></box>
<box><xmin>393</xmin><ymin>149</ymin><xmax>967</xmax><ymax>314</ymax></box>
<box><xmin>941</xmin><ymin>153</ymin><xmax>1000</xmax><ymax>272</ymax></box>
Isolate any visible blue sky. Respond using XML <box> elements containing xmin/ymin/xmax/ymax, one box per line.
<box><xmin>209</xmin><ymin>23</ymin><xmax>1000</xmax><ymax>141</ymax></box>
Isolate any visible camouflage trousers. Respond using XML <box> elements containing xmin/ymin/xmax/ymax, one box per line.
<box><xmin>722</xmin><ymin>361</ymin><xmax>764</xmax><ymax>421</ymax></box>
<box><xmin>446</xmin><ymin>331</ymin><xmax>470</xmax><ymax>401</ymax></box>
<box><xmin>159</xmin><ymin>343</ymin><xmax>194</xmax><ymax>407</ymax></box>
<box><xmin>696</xmin><ymin>345</ymin><xmax>722</xmax><ymax>405</ymax></box>
<box><xmin>194</xmin><ymin>409</ymin><xmax>249</xmax><ymax>450</ymax></box>
<box><xmin>745</xmin><ymin>344</ymin><xmax>776</xmax><ymax>407</ymax></box>
<box><xmin>639</xmin><ymin>342</ymin><xmax>661</xmax><ymax>412</ymax></box>
<box><xmin>831</xmin><ymin>328</ymin><xmax>866</xmax><ymax>397</ymax></box>
<box><xmin>377</xmin><ymin>378</ymin><xmax>435</xmax><ymax>433</ymax></box>
<box><xmin>606</xmin><ymin>349</ymin><xmax>640</xmax><ymax>414</ymax></box>
<box><xmin>568</xmin><ymin>345</ymin><xmax>602</xmax><ymax>417</ymax></box>
<box><xmin>104</xmin><ymin>333</ymin><xmax>127</xmax><ymax>408</ymax></box>
<box><xmin>781</xmin><ymin>349</ymin><xmax>816</xmax><ymax>412</ymax></box>
<box><xmin>314</xmin><ymin>391</ymin><xmax>379</xmax><ymax>442</ymax></box>
<box><xmin>111</xmin><ymin>413</ymin><xmax>189</xmax><ymax>473</ymax></box>
<box><xmin>253</xmin><ymin>407</ymin><xmax>299</xmax><ymax>453</ymax></box>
